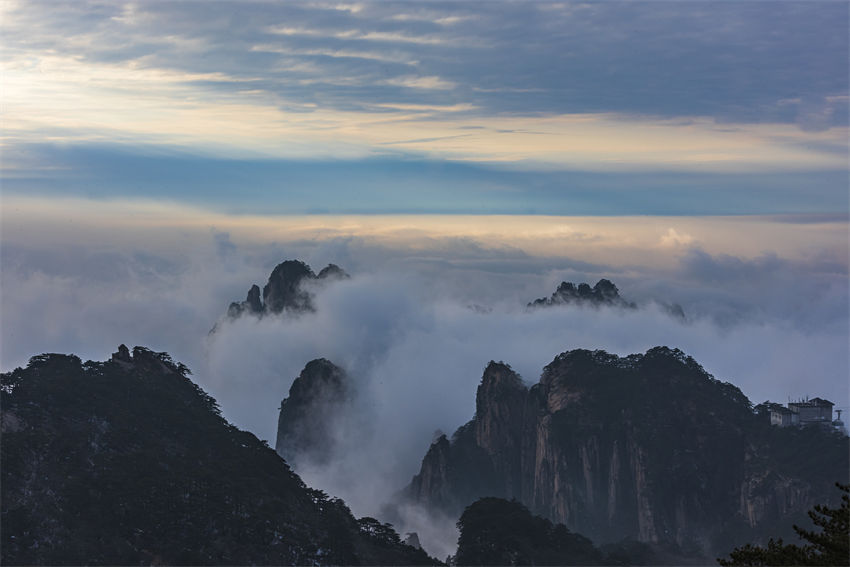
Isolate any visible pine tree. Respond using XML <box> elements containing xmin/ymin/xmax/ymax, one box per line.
<box><xmin>718</xmin><ymin>483</ymin><xmax>849</xmax><ymax>566</ymax></box>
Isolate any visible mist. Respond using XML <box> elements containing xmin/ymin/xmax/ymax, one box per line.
<box><xmin>1</xmin><ymin>213</ymin><xmax>847</xmax><ymax>558</ymax></box>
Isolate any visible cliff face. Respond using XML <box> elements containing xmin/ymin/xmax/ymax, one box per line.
<box><xmin>275</xmin><ymin>358</ymin><xmax>349</xmax><ymax>467</ymax></box>
<box><xmin>404</xmin><ymin>347</ymin><xmax>849</xmax><ymax>559</ymax></box>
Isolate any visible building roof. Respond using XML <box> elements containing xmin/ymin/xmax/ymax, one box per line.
<box><xmin>789</xmin><ymin>398</ymin><xmax>834</xmax><ymax>408</ymax></box>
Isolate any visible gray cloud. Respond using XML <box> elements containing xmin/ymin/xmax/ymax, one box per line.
<box><xmin>5</xmin><ymin>1</ymin><xmax>847</xmax><ymax>127</ymax></box>
<box><xmin>2</xmin><ymin>224</ymin><xmax>847</xmax><ymax>556</ymax></box>
<box><xmin>199</xmin><ymin>252</ymin><xmax>847</xmax><ymax>555</ymax></box>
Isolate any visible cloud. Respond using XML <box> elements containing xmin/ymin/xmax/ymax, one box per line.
<box><xmin>659</xmin><ymin>228</ymin><xmax>695</xmax><ymax>248</ymax></box>
<box><xmin>2</xmin><ymin>209</ymin><xmax>847</xmax><ymax>555</ymax></box>
<box><xmin>2</xmin><ymin>1</ymin><xmax>847</xmax><ymax>171</ymax></box>
<box><xmin>200</xmin><ymin>262</ymin><xmax>847</xmax><ymax>555</ymax></box>
<box><xmin>381</xmin><ymin>75</ymin><xmax>456</xmax><ymax>90</ymax></box>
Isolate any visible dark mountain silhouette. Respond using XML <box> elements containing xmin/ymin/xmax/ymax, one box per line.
<box><xmin>276</xmin><ymin>358</ymin><xmax>350</xmax><ymax>467</ymax></box>
<box><xmin>529</xmin><ymin>278</ymin><xmax>636</xmax><ymax>309</ymax></box>
<box><xmin>454</xmin><ymin>497</ymin><xmax>667</xmax><ymax>566</ymax></box>
<box><xmin>0</xmin><ymin>346</ymin><xmax>436</xmax><ymax>566</ymax></box>
<box><xmin>528</xmin><ymin>278</ymin><xmax>685</xmax><ymax>318</ymax></box>
<box><xmin>225</xmin><ymin>259</ymin><xmax>349</xmax><ymax>320</ymax></box>
<box><xmin>454</xmin><ymin>497</ymin><xmax>604</xmax><ymax>566</ymax></box>
<box><xmin>401</xmin><ymin>347</ymin><xmax>848</xmax><ymax>561</ymax></box>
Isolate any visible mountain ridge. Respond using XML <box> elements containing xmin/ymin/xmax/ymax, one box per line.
<box><xmin>0</xmin><ymin>345</ymin><xmax>436</xmax><ymax>566</ymax></box>
<box><xmin>401</xmin><ymin>346</ymin><xmax>848</xmax><ymax>560</ymax></box>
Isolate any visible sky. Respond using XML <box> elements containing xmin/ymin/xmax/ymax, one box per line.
<box><xmin>1</xmin><ymin>1</ymin><xmax>849</xmax><ymax>554</ymax></box>
<box><xmin>2</xmin><ymin>0</ymin><xmax>848</xmax><ymax>214</ymax></box>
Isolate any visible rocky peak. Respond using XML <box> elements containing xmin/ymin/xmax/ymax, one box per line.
<box><xmin>317</xmin><ymin>263</ymin><xmax>350</xmax><ymax>281</ymax></box>
<box><xmin>473</xmin><ymin>362</ymin><xmax>527</xmax><ymax>498</ymax></box>
<box><xmin>111</xmin><ymin>344</ymin><xmax>131</xmax><ymax>363</ymax></box>
<box><xmin>275</xmin><ymin>358</ymin><xmax>350</xmax><ymax>467</ymax></box>
<box><xmin>219</xmin><ymin>260</ymin><xmax>350</xmax><ymax>325</ymax></box>
<box><xmin>402</xmin><ymin>346</ymin><xmax>848</xmax><ymax>560</ymax></box>
<box><xmin>246</xmin><ymin>284</ymin><xmax>262</xmax><ymax>312</ymax></box>
<box><xmin>263</xmin><ymin>260</ymin><xmax>316</xmax><ymax>314</ymax></box>
<box><xmin>474</xmin><ymin>362</ymin><xmax>527</xmax><ymax>444</ymax></box>
<box><xmin>285</xmin><ymin>358</ymin><xmax>347</xmax><ymax>406</ymax></box>
<box><xmin>530</xmin><ymin>278</ymin><xmax>637</xmax><ymax>309</ymax></box>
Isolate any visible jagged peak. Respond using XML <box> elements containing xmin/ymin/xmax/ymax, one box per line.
<box><xmin>530</xmin><ymin>278</ymin><xmax>636</xmax><ymax>309</ymax></box>
<box><xmin>539</xmin><ymin>346</ymin><xmax>752</xmax><ymax>411</ymax></box>
<box><xmin>286</xmin><ymin>358</ymin><xmax>347</xmax><ymax>400</ymax></box>
<box><xmin>269</xmin><ymin>259</ymin><xmax>316</xmax><ymax>280</ymax></box>
<box><xmin>216</xmin><ymin>259</ymin><xmax>351</xmax><ymax>328</ymax></box>
<box><xmin>546</xmin><ymin>346</ymin><xmax>706</xmax><ymax>374</ymax></box>
<box><xmin>106</xmin><ymin>345</ymin><xmax>191</xmax><ymax>376</ymax></box>
<box><xmin>480</xmin><ymin>361</ymin><xmax>526</xmax><ymax>391</ymax></box>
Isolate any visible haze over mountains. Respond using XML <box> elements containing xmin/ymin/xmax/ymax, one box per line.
<box><xmin>227</xmin><ymin>261</ymin><xmax>849</xmax><ymax>559</ymax></box>
<box><xmin>2</xmin><ymin>1</ymin><xmax>847</xmax><ymax>564</ymax></box>
<box><xmin>1</xmin><ymin>347</ymin><xmax>437</xmax><ymax>566</ymax></box>
<box><xmin>3</xmin><ymin>245</ymin><xmax>845</xmax><ymax>554</ymax></box>
<box><xmin>4</xmin><ymin>296</ymin><xmax>846</xmax><ymax>562</ymax></box>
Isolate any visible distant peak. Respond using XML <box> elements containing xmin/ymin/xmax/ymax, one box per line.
<box><xmin>215</xmin><ymin>260</ymin><xmax>350</xmax><ymax>329</ymax></box>
<box><xmin>317</xmin><ymin>264</ymin><xmax>350</xmax><ymax>280</ymax></box>
<box><xmin>530</xmin><ymin>278</ymin><xmax>635</xmax><ymax>309</ymax></box>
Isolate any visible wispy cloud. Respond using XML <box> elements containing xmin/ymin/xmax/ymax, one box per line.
<box><xmin>266</xmin><ymin>25</ymin><xmax>461</xmax><ymax>46</ymax></box>
<box><xmin>250</xmin><ymin>43</ymin><xmax>419</xmax><ymax>65</ymax></box>
<box><xmin>380</xmin><ymin>75</ymin><xmax>456</xmax><ymax>90</ymax></box>
<box><xmin>1</xmin><ymin>1</ymin><xmax>847</xmax><ymax>213</ymax></box>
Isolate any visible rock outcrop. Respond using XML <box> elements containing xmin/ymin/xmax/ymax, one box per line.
<box><xmin>403</xmin><ymin>347</ymin><xmax>849</xmax><ymax>560</ymax></box>
<box><xmin>529</xmin><ymin>279</ymin><xmax>637</xmax><ymax>309</ymax></box>
<box><xmin>224</xmin><ymin>260</ymin><xmax>349</xmax><ymax>321</ymax></box>
<box><xmin>528</xmin><ymin>279</ymin><xmax>685</xmax><ymax>319</ymax></box>
<box><xmin>275</xmin><ymin>358</ymin><xmax>349</xmax><ymax>467</ymax></box>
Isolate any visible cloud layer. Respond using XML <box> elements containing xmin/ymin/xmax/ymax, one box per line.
<box><xmin>2</xmin><ymin>2</ymin><xmax>847</xmax><ymax>216</ymax></box>
<box><xmin>2</xmin><ymin>208</ymin><xmax>846</xmax><ymax>556</ymax></box>
<box><xmin>4</xmin><ymin>1</ymin><xmax>847</xmax><ymax>125</ymax></box>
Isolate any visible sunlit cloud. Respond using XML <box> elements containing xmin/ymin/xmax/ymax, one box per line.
<box><xmin>380</xmin><ymin>75</ymin><xmax>456</xmax><ymax>90</ymax></box>
<box><xmin>3</xmin><ymin>196</ymin><xmax>846</xmax><ymax>272</ymax></box>
<box><xmin>2</xmin><ymin>49</ymin><xmax>846</xmax><ymax>170</ymax></box>
<box><xmin>1</xmin><ymin>1</ymin><xmax>847</xmax><ymax>178</ymax></box>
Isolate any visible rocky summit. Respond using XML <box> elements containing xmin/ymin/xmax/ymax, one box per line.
<box><xmin>528</xmin><ymin>278</ymin><xmax>686</xmax><ymax>318</ymax></box>
<box><xmin>226</xmin><ymin>259</ymin><xmax>349</xmax><ymax>319</ymax></box>
<box><xmin>528</xmin><ymin>278</ymin><xmax>636</xmax><ymax>309</ymax></box>
<box><xmin>402</xmin><ymin>347</ymin><xmax>848</xmax><ymax>561</ymax></box>
<box><xmin>275</xmin><ymin>358</ymin><xmax>350</xmax><ymax>467</ymax></box>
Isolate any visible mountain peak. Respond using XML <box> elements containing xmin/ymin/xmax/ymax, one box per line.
<box><xmin>2</xmin><ymin>348</ymin><xmax>437</xmax><ymax>566</ymax></box>
<box><xmin>217</xmin><ymin>260</ymin><xmax>350</xmax><ymax>326</ymax></box>
<box><xmin>275</xmin><ymin>358</ymin><xmax>350</xmax><ymax>467</ymax></box>
<box><xmin>530</xmin><ymin>278</ymin><xmax>636</xmax><ymax>309</ymax></box>
<box><xmin>403</xmin><ymin>346</ymin><xmax>848</xmax><ymax>559</ymax></box>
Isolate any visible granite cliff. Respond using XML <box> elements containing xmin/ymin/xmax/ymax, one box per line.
<box><xmin>403</xmin><ymin>347</ymin><xmax>848</xmax><ymax>560</ymax></box>
<box><xmin>275</xmin><ymin>358</ymin><xmax>350</xmax><ymax>467</ymax></box>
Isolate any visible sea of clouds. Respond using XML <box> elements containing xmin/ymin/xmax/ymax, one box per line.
<box><xmin>2</xmin><ymin>220</ymin><xmax>847</xmax><ymax>557</ymax></box>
